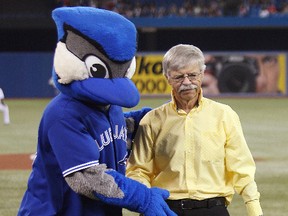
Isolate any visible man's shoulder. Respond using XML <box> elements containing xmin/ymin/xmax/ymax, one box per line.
<box><xmin>140</xmin><ymin>102</ymin><xmax>171</xmax><ymax>124</ymax></box>
<box><xmin>202</xmin><ymin>97</ymin><xmax>234</xmax><ymax>113</ymax></box>
<box><xmin>149</xmin><ymin>101</ymin><xmax>171</xmax><ymax>114</ymax></box>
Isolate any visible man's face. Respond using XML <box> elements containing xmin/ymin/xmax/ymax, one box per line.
<box><xmin>167</xmin><ymin>63</ymin><xmax>203</xmax><ymax>102</ymax></box>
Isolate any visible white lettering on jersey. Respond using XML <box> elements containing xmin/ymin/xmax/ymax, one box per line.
<box><xmin>96</xmin><ymin>125</ymin><xmax>127</xmax><ymax>151</ymax></box>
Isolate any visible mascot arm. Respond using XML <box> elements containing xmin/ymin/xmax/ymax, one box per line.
<box><xmin>124</xmin><ymin>107</ymin><xmax>152</xmax><ymax>153</ymax></box>
<box><xmin>65</xmin><ymin>164</ymin><xmax>176</xmax><ymax>216</ymax></box>
<box><xmin>124</xmin><ymin>107</ymin><xmax>152</xmax><ymax>130</ymax></box>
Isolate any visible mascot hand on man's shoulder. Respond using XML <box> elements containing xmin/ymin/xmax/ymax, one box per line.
<box><xmin>17</xmin><ymin>6</ymin><xmax>175</xmax><ymax>216</ymax></box>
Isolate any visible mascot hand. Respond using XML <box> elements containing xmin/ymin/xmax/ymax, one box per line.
<box><xmin>94</xmin><ymin>169</ymin><xmax>176</xmax><ymax>216</ymax></box>
<box><xmin>124</xmin><ymin>107</ymin><xmax>152</xmax><ymax>150</ymax></box>
<box><xmin>143</xmin><ymin>187</ymin><xmax>177</xmax><ymax>216</ymax></box>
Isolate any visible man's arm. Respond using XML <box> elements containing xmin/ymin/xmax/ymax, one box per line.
<box><xmin>224</xmin><ymin>108</ymin><xmax>263</xmax><ymax>216</ymax></box>
<box><xmin>126</xmin><ymin>121</ymin><xmax>155</xmax><ymax>187</ymax></box>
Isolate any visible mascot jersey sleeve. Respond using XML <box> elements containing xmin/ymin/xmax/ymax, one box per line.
<box><xmin>18</xmin><ymin>7</ymin><xmax>176</xmax><ymax>216</ymax></box>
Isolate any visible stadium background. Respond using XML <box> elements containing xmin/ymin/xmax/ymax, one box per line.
<box><xmin>0</xmin><ymin>0</ymin><xmax>288</xmax><ymax>97</ymax></box>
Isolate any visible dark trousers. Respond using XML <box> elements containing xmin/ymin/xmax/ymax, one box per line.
<box><xmin>167</xmin><ymin>205</ymin><xmax>229</xmax><ymax>216</ymax></box>
<box><xmin>166</xmin><ymin>197</ymin><xmax>230</xmax><ymax>216</ymax></box>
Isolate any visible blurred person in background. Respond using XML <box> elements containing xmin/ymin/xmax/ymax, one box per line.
<box><xmin>255</xmin><ymin>55</ymin><xmax>280</xmax><ymax>93</ymax></box>
<box><xmin>202</xmin><ymin>54</ymin><xmax>281</xmax><ymax>95</ymax></box>
<box><xmin>127</xmin><ymin>44</ymin><xmax>263</xmax><ymax>216</ymax></box>
<box><xmin>201</xmin><ymin>54</ymin><xmax>220</xmax><ymax>95</ymax></box>
<box><xmin>0</xmin><ymin>88</ymin><xmax>10</xmax><ymax>125</ymax></box>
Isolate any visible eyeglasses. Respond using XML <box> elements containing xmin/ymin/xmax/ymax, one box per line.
<box><xmin>169</xmin><ymin>72</ymin><xmax>202</xmax><ymax>83</ymax></box>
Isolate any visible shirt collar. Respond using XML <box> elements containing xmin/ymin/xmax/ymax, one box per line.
<box><xmin>170</xmin><ymin>89</ymin><xmax>204</xmax><ymax>113</ymax></box>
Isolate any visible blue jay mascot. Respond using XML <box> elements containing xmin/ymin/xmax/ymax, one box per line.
<box><xmin>18</xmin><ymin>7</ymin><xmax>176</xmax><ymax>216</ymax></box>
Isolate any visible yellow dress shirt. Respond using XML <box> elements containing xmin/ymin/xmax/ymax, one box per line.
<box><xmin>126</xmin><ymin>93</ymin><xmax>263</xmax><ymax>216</ymax></box>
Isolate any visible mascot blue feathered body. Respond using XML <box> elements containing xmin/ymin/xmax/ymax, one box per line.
<box><xmin>18</xmin><ymin>7</ymin><xmax>176</xmax><ymax>216</ymax></box>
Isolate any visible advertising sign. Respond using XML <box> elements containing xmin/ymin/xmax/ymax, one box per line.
<box><xmin>132</xmin><ymin>54</ymin><xmax>172</xmax><ymax>95</ymax></box>
<box><xmin>133</xmin><ymin>52</ymin><xmax>286</xmax><ymax>96</ymax></box>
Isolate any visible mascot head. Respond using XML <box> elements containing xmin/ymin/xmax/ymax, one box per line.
<box><xmin>52</xmin><ymin>7</ymin><xmax>139</xmax><ymax>108</ymax></box>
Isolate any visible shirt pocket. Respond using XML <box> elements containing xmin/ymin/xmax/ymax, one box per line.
<box><xmin>200</xmin><ymin>131</ymin><xmax>225</xmax><ymax>165</ymax></box>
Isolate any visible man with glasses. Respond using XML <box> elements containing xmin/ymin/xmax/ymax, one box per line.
<box><xmin>127</xmin><ymin>44</ymin><xmax>263</xmax><ymax>216</ymax></box>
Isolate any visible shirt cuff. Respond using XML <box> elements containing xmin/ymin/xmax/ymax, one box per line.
<box><xmin>245</xmin><ymin>200</ymin><xmax>263</xmax><ymax>216</ymax></box>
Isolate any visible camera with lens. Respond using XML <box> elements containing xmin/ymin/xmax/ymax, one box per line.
<box><xmin>206</xmin><ymin>55</ymin><xmax>259</xmax><ymax>93</ymax></box>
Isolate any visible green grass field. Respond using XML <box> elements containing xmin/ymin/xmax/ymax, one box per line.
<box><xmin>0</xmin><ymin>97</ymin><xmax>287</xmax><ymax>216</ymax></box>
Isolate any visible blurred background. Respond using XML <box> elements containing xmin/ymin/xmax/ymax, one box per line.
<box><xmin>0</xmin><ymin>0</ymin><xmax>287</xmax><ymax>98</ymax></box>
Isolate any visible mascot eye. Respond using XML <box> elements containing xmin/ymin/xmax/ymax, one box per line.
<box><xmin>85</xmin><ymin>55</ymin><xmax>109</xmax><ymax>78</ymax></box>
<box><xmin>125</xmin><ymin>57</ymin><xmax>136</xmax><ymax>79</ymax></box>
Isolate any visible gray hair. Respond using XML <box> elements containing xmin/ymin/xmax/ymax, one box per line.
<box><xmin>162</xmin><ymin>44</ymin><xmax>206</xmax><ymax>76</ymax></box>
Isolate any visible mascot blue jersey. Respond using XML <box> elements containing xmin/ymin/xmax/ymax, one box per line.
<box><xmin>19</xmin><ymin>93</ymin><xmax>127</xmax><ymax>215</ymax></box>
<box><xmin>18</xmin><ymin>7</ymin><xmax>177</xmax><ymax>216</ymax></box>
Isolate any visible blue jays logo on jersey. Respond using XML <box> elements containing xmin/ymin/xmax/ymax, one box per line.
<box><xmin>95</xmin><ymin>125</ymin><xmax>127</xmax><ymax>151</ymax></box>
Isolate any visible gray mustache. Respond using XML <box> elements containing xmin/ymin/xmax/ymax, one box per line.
<box><xmin>178</xmin><ymin>84</ymin><xmax>198</xmax><ymax>92</ymax></box>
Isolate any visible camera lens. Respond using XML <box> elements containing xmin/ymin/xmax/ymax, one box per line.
<box><xmin>217</xmin><ymin>62</ymin><xmax>256</xmax><ymax>93</ymax></box>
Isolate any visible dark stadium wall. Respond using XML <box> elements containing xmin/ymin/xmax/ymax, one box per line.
<box><xmin>137</xmin><ymin>28</ymin><xmax>288</xmax><ymax>52</ymax></box>
<box><xmin>1</xmin><ymin>27</ymin><xmax>288</xmax><ymax>52</ymax></box>
<box><xmin>0</xmin><ymin>53</ymin><xmax>55</xmax><ymax>98</ymax></box>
